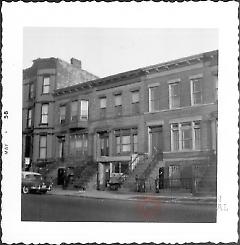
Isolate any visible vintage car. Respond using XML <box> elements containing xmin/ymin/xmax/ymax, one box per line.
<box><xmin>21</xmin><ymin>171</ymin><xmax>52</xmax><ymax>194</ymax></box>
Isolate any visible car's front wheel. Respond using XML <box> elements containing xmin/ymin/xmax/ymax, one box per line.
<box><xmin>22</xmin><ymin>186</ymin><xmax>30</xmax><ymax>194</ymax></box>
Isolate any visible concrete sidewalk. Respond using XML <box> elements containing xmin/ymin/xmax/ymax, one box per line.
<box><xmin>48</xmin><ymin>187</ymin><xmax>217</xmax><ymax>205</ymax></box>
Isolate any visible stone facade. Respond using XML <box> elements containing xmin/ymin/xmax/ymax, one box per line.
<box><xmin>22</xmin><ymin>50</ymin><xmax>218</xmax><ymax>193</ymax></box>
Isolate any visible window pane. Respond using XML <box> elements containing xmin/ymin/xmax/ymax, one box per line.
<box><xmin>116</xmin><ymin>136</ymin><xmax>120</xmax><ymax>144</ymax></box>
<box><xmin>115</xmin><ymin>95</ymin><xmax>122</xmax><ymax>106</ymax></box>
<box><xmin>194</xmin><ymin>128</ymin><xmax>201</xmax><ymax>149</ymax></box>
<box><xmin>182</xmin><ymin>127</ymin><xmax>192</xmax><ymax>149</ymax></box>
<box><xmin>60</xmin><ymin>106</ymin><xmax>66</xmax><ymax>117</ymax></box>
<box><xmin>41</xmin><ymin>115</ymin><xmax>48</xmax><ymax>124</ymax></box>
<box><xmin>170</xmin><ymin>83</ymin><xmax>180</xmax><ymax>108</ymax></box>
<box><xmin>75</xmin><ymin>136</ymin><xmax>82</xmax><ymax>149</ymax></box>
<box><xmin>133</xmin><ymin>134</ymin><xmax>138</xmax><ymax>153</ymax></box>
<box><xmin>149</xmin><ymin>87</ymin><xmax>160</xmax><ymax>111</ymax></box>
<box><xmin>40</xmin><ymin>148</ymin><xmax>47</xmax><ymax>159</ymax></box>
<box><xmin>192</xmin><ymin>79</ymin><xmax>201</xmax><ymax>92</ymax></box>
<box><xmin>80</xmin><ymin>100</ymin><xmax>88</xmax><ymax>119</ymax></box>
<box><xmin>193</xmin><ymin>92</ymin><xmax>201</xmax><ymax>104</ymax></box>
<box><xmin>172</xmin><ymin>130</ymin><xmax>179</xmax><ymax>150</ymax></box>
<box><xmin>132</xmin><ymin>91</ymin><xmax>139</xmax><ymax>103</ymax></box>
<box><xmin>122</xmin><ymin>136</ymin><xmax>130</xmax><ymax>144</ymax></box>
<box><xmin>100</xmin><ymin>97</ymin><xmax>106</xmax><ymax>108</ymax></box>
<box><xmin>43</xmin><ymin>77</ymin><xmax>50</xmax><ymax>93</ymax></box>
<box><xmin>42</xmin><ymin>104</ymin><xmax>48</xmax><ymax>114</ymax></box>
<box><xmin>191</xmin><ymin>79</ymin><xmax>202</xmax><ymax>105</ymax></box>
<box><xmin>122</xmin><ymin>144</ymin><xmax>131</xmax><ymax>152</ymax></box>
<box><xmin>40</xmin><ymin>136</ymin><xmax>47</xmax><ymax>147</ymax></box>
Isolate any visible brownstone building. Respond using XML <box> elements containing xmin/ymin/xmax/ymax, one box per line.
<box><xmin>50</xmin><ymin>50</ymin><xmax>218</xmax><ymax>194</ymax></box>
<box><xmin>22</xmin><ymin>57</ymin><xmax>98</xmax><ymax>171</ymax></box>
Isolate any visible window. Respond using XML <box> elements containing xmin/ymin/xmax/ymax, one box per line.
<box><xmin>69</xmin><ymin>134</ymin><xmax>88</xmax><ymax>157</ymax></box>
<box><xmin>115</xmin><ymin>94</ymin><xmax>122</xmax><ymax>106</ymax></box>
<box><xmin>58</xmin><ymin>138</ymin><xmax>65</xmax><ymax>159</ymax></box>
<box><xmin>80</xmin><ymin>100</ymin><xmax>88</xmax><ymax>120</ymax></box>
<box><xmin>169</xmin><ymin>82</ymin><xmax>180</xmax><ymax>108</ymax></box>
<box><xmin>100</xmin><ymin>97</ymin><xmax>107</xmax><ymax>109</ymax></box>
<box><xmin>71</xmin><ymin>101</ymin><xmax>78</xmax><ymax>121</ymax></box>
<box><xmin>112</xmin><ymin>162</ymin><xmax>129</xmax><ymax>174</ymax></box>
<box><xmin>194</xmin><ymin>121</ymin><xmax>201</xmax><ymax>150</ymax></box>
<box><xmin>59</xmin><ymin>106</ymin><xmax>66</xmax><ymax>124</ymax></box>
<box><xmin>41</xmin><ymin>104</ymin><xmax>49</xmax><ymax>124</ymax></box>
<box><xmin>27</xmin><ymin>108</ymin><xmax>32</xmax><ymax>128</ymax></box>
<box><xmin>99</xmin><ymin>97</ymin><xmax>107</xmax><ymax>119</ymax></box>
<box><xmin>171</xmin><ymin>123</ymin><xmax>179</xmax><ymax>151</ymax></box>
<box><xmin>181</xmin><ymin>122</ymin><xmax>192</xmax><ymax>150</ymax></box>
<box><xmin>149</xmin><ymin>86</ymin><xmax>160</xmax><ymax>112</ymax></box>
<box><xmin>115</xmin><ymin>129</ymin><xmax>138</xmax><ymax>154</ymax></box>
<box><xmin>191</xmin><ymin>78</ymin><xmax>202</xmax><ymax>105</ymax></box>
<box><xmin>171</xmin><ymin>121</ymin><xmax>201</xmax><ymax>151</ymax></box>
<box><xmin>39</xmin><ymin>135</ymin><xmax>47</xmax><ymax>159</ymax></box>
<box><xmin>29</xmin><ymin>83</ymin><xmax>34</xmax><ymax>99</ymax></box>
<box><xmin>115</xmin><ymin>94</ymin><xmax>122</xmax><ymax>116</ymax></box>
<box><xmin>132</xmin><ymin>91</ymin><xmax>140</xmax><ymax>114</ymax></box>
<box><xmin>42</xmin><ymin>76</ymin><xmax>50</xmax><ymax>94</ymax></box>
<box><xmin>99</xmin><ymin>132</ymin><xmax>109</xmax><ymax>156</ymax></box>
<box><xmin>116</xmin><ymin>136</ymin><xmax>121</xmax><ymax>154</ymax></box>
<box><xmin>133</xmin><ymin>134</ymin><xmax>138</xmax><ymax>153</ymax></box>
<box><xmin>122</xmin><ymin>135</ymin><xmax>131</xmax><ymax>152</ymax></box>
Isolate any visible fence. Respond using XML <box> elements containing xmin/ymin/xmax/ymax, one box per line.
<box><xmin>133</xmin><ymin>176</ymin><xmax>216</xmax><ymax>194</ymax></box>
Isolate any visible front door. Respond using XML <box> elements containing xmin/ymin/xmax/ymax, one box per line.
<box><xmin>99</xmin><ymin>132</ymin><xmax>109</xmax><ymax>156</ymax></box>
<box><xmin>149</xmin><ymin>126</ymin><xmax>163</xmax><ymax>160</ymax></box>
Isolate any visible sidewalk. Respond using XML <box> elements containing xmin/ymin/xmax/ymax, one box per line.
<box><xmin>48</xmin><ymin>187</ymin><xmax>217</xmax><ymax>205</ymax></box>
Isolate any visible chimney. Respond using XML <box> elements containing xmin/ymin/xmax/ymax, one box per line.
<box><xmin>70</xmin><ymin>58</ymin><xmax>82</xmax><ymax>69</ymax></box>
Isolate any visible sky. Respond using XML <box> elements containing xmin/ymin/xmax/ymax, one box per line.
<box><xmin>23</xmin><ymin>28</ymin><xmax>218</xmax><ymax>78</ymax></box>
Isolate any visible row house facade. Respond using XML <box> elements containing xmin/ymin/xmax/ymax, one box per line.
<box><xmin>22</xmin><ymin>57</ymin><xmax>98</xmax><ymax>170</ymax></box>
<box><xmin>51</xmin><ymin>50</ymin><xmax>218</xmax><ymax>192</ymax></box>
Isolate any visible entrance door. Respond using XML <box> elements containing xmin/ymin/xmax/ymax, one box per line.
<box><xmin>99</xmin><ymin>132</ymin><xmax>109</xmax><ymax>156</ymax></box>
<box><xmin>149</xmin><ymin>126</ymin><xmax>163</xmax><ymax>160</ymax></box>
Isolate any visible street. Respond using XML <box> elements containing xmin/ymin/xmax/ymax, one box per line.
<box><xmin>21</xmin><ymin>193</ymin><xmax>216</xmax><ymax>222</ymax></box>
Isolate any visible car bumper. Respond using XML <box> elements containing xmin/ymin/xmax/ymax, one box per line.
<box><xmin>30</xmin><ymin>186</ymin><xmax>52</xmax><ymax>192</ymax></box>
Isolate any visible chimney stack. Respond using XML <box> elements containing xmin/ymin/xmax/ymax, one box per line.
<box><xmin>70</xmin><ymin>58</ymin><xmax>82</xmax><ymax>69</ymax></box>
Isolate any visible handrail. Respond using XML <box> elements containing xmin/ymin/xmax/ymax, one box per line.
<box><xmin>140</xmin><ymin>147</ymin><xmax>163</xmax><ymax>179</ymax></box>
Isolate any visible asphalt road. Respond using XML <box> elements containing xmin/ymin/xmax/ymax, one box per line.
<box><xmin>21</xmin><ymin>193</ymin><xmax>216</xmax><ymax>222</ymax></box>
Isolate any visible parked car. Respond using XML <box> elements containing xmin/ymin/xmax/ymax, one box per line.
<box><xmin>21</xmin><ymin>171</ymin><xmax>52</xmax><ymax>194</ymax></box>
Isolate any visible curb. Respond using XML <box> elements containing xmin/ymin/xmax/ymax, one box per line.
<box><xmin>47</xmin><ymin>190</ymin><xmax>216</xmax><ymax>205</ymax></box>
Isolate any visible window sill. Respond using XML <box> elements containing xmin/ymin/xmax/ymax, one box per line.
<box><xmin>39</xmin><ymin>123</ymin><xmax>48</xmax><ymax>126</ymax></box>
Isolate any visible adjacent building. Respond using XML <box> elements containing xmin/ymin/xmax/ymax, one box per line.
<box><xmin>22</xmin><ymin>57</ymin><xmax>98</xmax><ymax>170</ymax></box>
<box><xmin>22</xmin><ymin>50</ymin><xmax>218</xmax><ymax>193</ymax></box>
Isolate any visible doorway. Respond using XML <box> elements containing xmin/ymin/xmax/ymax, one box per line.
<box><xmin>149</xmin><ymin>125</ymin><xmax>163</xmax><ymax>160</ymax></box>
<box><xmin>99</xmin><ymin>132</ymin><xmax>109</xmax><ymax>156</ymax></box>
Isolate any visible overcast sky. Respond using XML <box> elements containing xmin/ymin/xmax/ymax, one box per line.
<box><xmin>23</xmin><ymin>28</ymin><xmax>218</xmax><ymax>78</ymax></box>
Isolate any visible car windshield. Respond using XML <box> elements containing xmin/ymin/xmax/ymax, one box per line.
<box><xmin>25</xmin><ymin>174</ymin><xmax>42</xmax><ymax>180</ymax></box>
